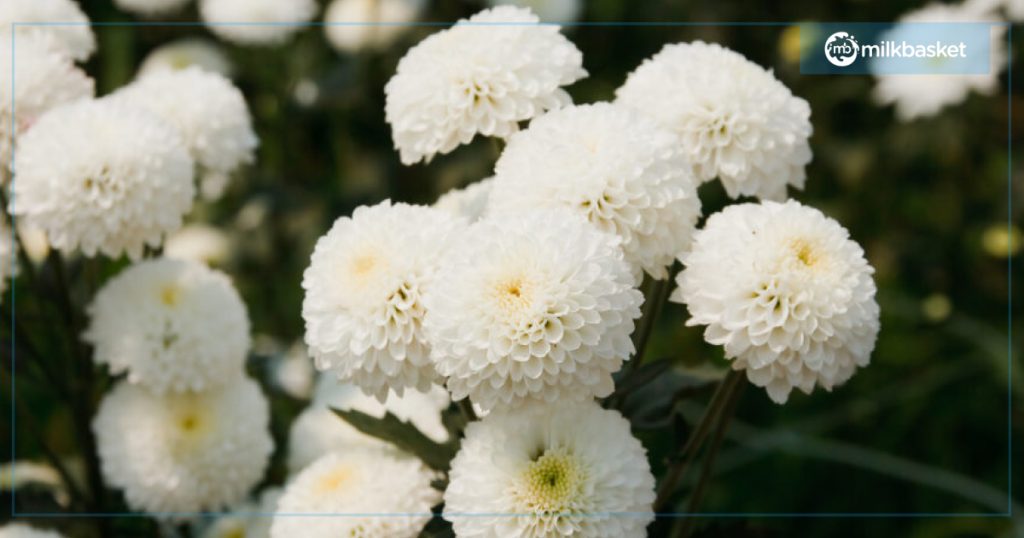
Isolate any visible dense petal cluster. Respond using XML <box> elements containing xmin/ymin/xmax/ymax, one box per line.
<box><xmin>672</xmin><ymin>200</ymin><xmax>880</xmax><ymax>404</ymax></box>
<box><xmin>0</xmin><ymin>35</ymin><xmax>94</xmax><ymax>175</ymax></box>
<box><xmin>0</xmin><ymin>0</ymin><xmax>96</xmax><ymax>61</ymax></box>
<box><xmin>270</xmin><ymin>449</ymin><xmax>440</xmax><ymax>538</ymax></box>
<box><xmin>84</xmin><ymin>258</ymin><xmax>251</xmax><ymax>394</ymax></box>
<box><xmin>10</xmin><ymin>98</ymin><xmax>195</xmax><ymax>260</ymax></box>
<box><xmin>199</xmin><ymin>0</ymin><xmax>318</xmax><ymax>46</ymax></box>
<box><xmin>488</xmin><ymin>103</ymin><xmax>701</xmax><ymax>280</ymax></box>
<box><xmin>93</xmin><ymin>378</ymin><xmax>273</xmax><ymax>514</ymax></box>
<box><xmin>384</xmin><ymin>6</ymin><xmax>586</xmax><ymax>164</ymax></box>
<box><xmin>324</xmin><ymin>0</ymin><xmax>424</xmax><ymax>53</ymax></box>
<box><xmin>0</xmin><ymin>524</ymin><xmax>66</xmax><ymax>538</ymax></box>
<box><xmin>112</xmin><ymin>67</ymin><xmax>258</xmax><ymax>199</ymax></box>
<box><xmin>424</xmin><ymin>209</ymin><xmax>643</xmax><ymax>411</ymax></box>
<box><xmin>137</xmin><ymin>38</ymin><xmax>234</xmax><ymax>79</ymax></box>
<box><xmin>288</xmin><ymin>377</ymin><xmax>449</xmax><ymax>473</ymax></box>
<box><xmin>872</xmin><ymin>3</ymin><xmax>1006</xmax><ymax>121</ymax></box>
<box><xmin>434</xmin><ymin>177</ymin><xmax>494</xmax><ymax>223</ymax></box>
<box><xmin>114</xmin><ymin>0</ymin><xmax>190</xmax><ymax>16</ymax></box>
<box><xmin>445</xmin><ymin>400</ymin><xmax>655</xmax><ymax>537</ymax></box>
<box><xmin>616</xmin><ymin>41</ymin><xmax>812</xmax><ymax>201</ymax></box>
<box><xmin>302</xmin><ymin>201</ymin><xmax>464</xmax><ymax>400</ymax></box>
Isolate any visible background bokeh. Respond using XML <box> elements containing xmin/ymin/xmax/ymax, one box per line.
<box><xmin>2</xmin><ymin>0</ymin><xmax>1022</xmax><ymax>537</ymax></box>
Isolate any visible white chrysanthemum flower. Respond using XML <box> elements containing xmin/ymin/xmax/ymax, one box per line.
<box><xmin>0</xmin><ymin>0</ymin><xmax>95</xmax><ymax>62</ymax></box>
<box><xmin>93</xmin><ymin>378</ymin><xmax>273</xmax><ymax>515</ymax></box>
<box><xmin>137</xmin><ymin>38</ymin><xmax>234</xmax><ymax>79</ymax></box>
<box><xmin>485</xmin><ymin>0</ymin><xmax>582</xmax><ymax>22</ymax></box>
<box><xmin>434</xmin><ymin>177</ymin><xmax>494</xmax><ymax>223</ymax></box>
<box><xmin>201</xmin><ymin>488</ymin><xmax>281</xmax><ymax>538</ymax></box>
<box><xmin>84</xmin><ymin>258</ymin><xmax>251</xmax><ymax>394</ymax></box>
<box><xmin>199</xmin><ymin>0</ymin><xmax>318</xmax><ymax>46</ymax></box>
<box><xmin>164</xmin><ymin>224</ymin><xmax>232</xmax><ymax>266</ymax></box>
<box><xmin>872</xmin><ymin>4</ymin><xmax>1006</xmax><ymax>121</ymax></box>
<box><xmin>445</xmin><ymin>401</ymin><xmax>655</xmax><ymax>537</ymax></box>
<box><xmin>0</xmin><ymin>218</ymin><xmax>16</xmax><ymax>299</ymax></box>
<box><xmin>10</xmin><ymin>98</ymin><xmax>195</xmax><ymax>260</ymax></box>
<box><xmin>0</xmin><ymin>34</ymin><xmax>94</xmax><ymax>177</ymax></box>
<box><xmin>114</xmin><ymin>0</ymin><xmax>190</xmax><ymax>17</ymax></box>
<box><xmin>616</xmin><ymin>41</ymin><xmax>812</xmax><ymax>201</ymax></box>
<box><xmin>112</xmin><ymin>67</ymin><xmax>258</xmax><ymax>200</ymax></box>
<box><xmin>324</xmin><ymin>0</ymin><xmax>423</xmax><ymax>53</ymax></box>
<box><xmin>0</xmin><ymin>524</ymin><xmax>66</xmax><ymax>538</ymax></box>
<box><xmin>302</xmin><ymin>201</ymin><xmax>463</xmax><ymax>400</ymax></box>
<box><xmin>488</xmin><ymin>103</ymin><xmax>701</xmax><ymax>280</ymax></box>
<box><xmin>424</xmin><ymin>209</ymin><xmax>642</xmax><ymax>411</ymax></box>
<box><xmin>288</xmin><ymin>377</ymin><xmax>449</xmax><ymax>473</ymax></box>
<box><xmin>384</xmin><ymin>6</ymin><xmax>586</xmax><ymax>164</ymax></box>
<box><xmin>271</xmin><ymin>449</ymin><xmax>440</xmax><ymax>538</ymax></box>
<box><xmin>672</xmin><ymin>200</ymin><xmax>880</xmax><ymax>404</ymax></box>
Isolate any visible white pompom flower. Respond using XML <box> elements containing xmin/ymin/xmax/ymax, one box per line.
<box><xmin>488</xmin><ymin>103</ymin><xmax>701</xmax><ymax>280</ymax></box>
<box><xmin>112</xmin><ymin>66</ymin><xmax>258</xmax><ymax>200</ymax></box>
<box><xmin>84</xmin><ymin>258</ymin><xmax>250</xmax><ymax>394</ymax></box>
<box><xmin>444</xmin><ymin>400</ymin><xmax>655</xmax><ymax>538</ymax></box>
<box><xmin>384</xmin><ymin>6</ymin><xmax>586</xmax><ymax>164</ymax></box>
<box><xmin>9</xmin><ymin>98</ymin><xmax>195</xmax><ymax>260</ymax></box>
<box><xmin>0</xmin><ymin>524</ymin><xmax>66</xmax><ymax>538</ymax></box>
<box><xmin>288</xmin><ymin>377</ymin><xmax>449</xmax><ymax>473</ymax></box>
<box><xmin>93</xmin><ymin>378</ymin><xmax>274</xmax><ymax>515</ymax></box>
<box><xmin>672</xmin><ymin>200</ymin><xmax>880</xmax><ymax>404</ymax></box>
<box><xmin>137</xmin><ymin>38</ymin><xmax>234</xmax><ymax>79</ymax></box>
<box><xmin>324</xmin><ymin>0</ymin><xmax>424</xmax><ymax>53</ymax></box>
<box><xmin>114</xmin><ymin>0</ymin><xmax>190</xmax><ymax>17</ymax></box>
<box><xmin>270</xmin><ymin>449</ymin><xmax>440</xmax><ymax>538</ymax></box>
<box><xmin>199</xmin><ymin>0</ymin><xmax>318</xmax><ymax>46</ymax></box>
<box><xmin>302</xmin><ymin>201</ymin><xmax>464</xmax><ymax>400</ymax></box>
<box><xmin>434</xmin><ymin>177</ymin><xmax>494</xmax><ymax>223</ymax></box>
<box><xmin>0</xmin><ymin>34</ymin><xmax>94</xmax><ymax>177</ymax></box>
<box><xmin>424</xmin><ymin>209</ymin><xmax>643</xmax><ymax>411</ymax></box>
<box><xmin>0</xmin><ymin>0</ymin><xmax>95</xmax><ymax>62</ymax></box>
<box><xmin>616</xmin><ymin>41</ymin><xmax>812</xmax><ymax>201</ymax></box>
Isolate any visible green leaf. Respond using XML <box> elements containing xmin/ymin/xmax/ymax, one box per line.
<box><xmin>331</xmin><ymin>408</ymin><xmax>457</xmax><ymax>471</ymax></box>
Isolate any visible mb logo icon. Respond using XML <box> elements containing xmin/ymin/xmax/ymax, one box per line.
<box><xmin>824</xmin><ymin>31</ymin><xmax>859</xmax><ymax>67</ymax></box>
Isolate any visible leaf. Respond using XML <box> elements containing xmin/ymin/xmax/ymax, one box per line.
<box><xmin>332</xmin><ymin>408</ymin><xmax>457</xmax><ymax>471</ymax></box>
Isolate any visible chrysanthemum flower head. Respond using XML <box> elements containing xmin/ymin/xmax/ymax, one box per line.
<box><xmin>324</xmin><ymin>0</ymin><xmax>424</xmax><ymax>53</ymax></box>
<box><xmin>9</xmin><ymin>98</ymin><xmax>195</xmax><ymax>260</ymax></box>
<box><xmin>199</xmin><ymin>0</ymin><xmax>318</xmax><ymax>46</ymax></box>
<box><xmin>302</xmin><ymin>200</ymin><xmax>464</xmax><ymax>400</ymax></box>
<box><xmin>84</xmin><ymin>258</ymin><xmax>251</xmax><ymax>394</ymax></box>
<box><xmin>137</xmin><ymin>38</ymin><xmax>234</xmax><ymax>79</ymax></box>
<box><xmin>384</xmin><ymin>6</ymin><xmax>586</xmax><ymax>164</ymax></box>
<box><xmin>112</xmin><ymin>66</ymin><xmax>258</xmax><ymax>200</ymax></box>
<box><xmin>672</xmin><ymin>200</ymin><xmax>880</xmax><ymax>404</ymax></box>
<box><xmin>114</xmin><ymin>0</ymin><xmax>190</xmax><ymax>17</ymax></box>
<box><xmin>444</xmin><ymin>400</ymin><xmax>655</xmax><ymax>537</ymax></box>
<box><xmin>0</xmin><ymin>524</ymin><xmax>66</xmax><ymax>538</ymax></box>
<box><xmin>270</xmin><ymin>449</ymin><xmax>440</xmax><ymax>538</ymax></box>
<box><xmin>616</xmin><ymin>41</ymin><xmax>812</xmax><ymax>201</ymax></box>
<box><xmin>488</xmin><ymin>103</ymin><xmax>701</xmax><ymax>280</ymax></box>
<box><xmin>0</xmin><ymin>0</ymin><xmax>96</xmax><ymax>62</ymax></box>
<box><xmin>93</xmin><ymin>378</ymin><xmax>273</xmax><ymax>515</ymax></box>
<box><xmin>424</xmin><ymin>209</ymin><xmax>643</xmax><ymax>411</ymax></box>
<box><xmin>433</xmin><ymin>177</ymin><xmax>494</xmax><ymax>223</ymax></box>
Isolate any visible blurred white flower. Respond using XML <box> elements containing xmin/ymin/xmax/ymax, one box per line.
<box><xmin>433</xmin><ymin>176</ymin><xmax>494</xmax><ymax>223</ymax></box>
<box><xmin>114</xmin><ymin>0</ymin><xmax>190</xmax><ymax>17</ymax></box>
<box><xmin>112</xmin><ymin>67</ymin><xmax>258</xmax><ymax>200</ymax></box>
<box><xmin>424</xmin><ymin>209</ymin><xmax>642</xmax><ymax>411</ymax></box>
<box><xmin>0</xmin><ymin>218</ymin><xmax>17</xmax><ymax>299</ymax></box>
<box><xmin>872</xmin><ymin>4</ymin><xmax>1006</xmax><ymax>121</ymax></box>
<box><xmin>0</xmin><ymin>34</ymin><xmax>94</xmax><ymax>177</ymax></box>
<box><xmin>270</xmin><ymin>449</ymin><xmax>439</xmax><ymax>538</ymax></box>
<box><xmin>672</xmin><ymin>200</ymin><xmax>880</xmax><ymax>404</ymax></box>
<box><xmin>137</xmin><ymin>38</ymin><xmax>234</xmax><ymax>79</ymax></box>
<box><xmin>15</xmin><ymin>224</ymin><xmax>48</xmax><ymax>264</ymax></box>
<box><xmin>287</xmin><ymin>377</ymin><xmax>449</xmax><ymax>473</ymax></box>
<box><xmin>200</xmin><ymin>0</ymin><xmax>318</xmax><ymax>46</ymax></box>
<box><xmin>324</xmin><ymin>0</ymin><xmax>424</xmax><ymax>53</ymax></box>
<box><xmin>488</xmin><ymin>103</ymin><xmax>701</xmax><ymax>280</ymax></box>
<box><xmin>200</xmin><ymin>488</ymin><xmax>281</xmax><ymax>538</ymax></box>
<box><xmin>616</xmin><ymin>41</ymin><xmax>812</xmax><ymax>201</ymax></box>
<box><xmin>445</xmin><ymin>400</ymin><xmax>655</xmax><ymax>538</ymax></box>
<box><xmin>0</xmin><ymin>0</ymin><xmax>96</xmax><ymax>62</ymax></box>
<box><xmin>164</xmin><ymin>224</ymin><xmax>232</xmax><ymax>266</ymax></box>
<box><xmin>84</xmin><ymin>258</ymin><xmax>250</xmax><ymax>394</ymax></box>
<box><xmin>302</xmin><ymin>201</ymin><xmax>463</xmax><ymax>400</ymax></box>
<box><xmin>1007</xmin><ymin>0</ymin><xmax>1024</xmax><ymax>19</ymax></box>
<box><xmin>10</xmin><ymin>99</ymin><xmax>195</xmax><ymax>260</ymax></box>
<box><xmin>93</xmin><ymin>378</ymin><xmax>273</xmax><ymax>515</ymax></box>
<box><xmin>385</xmin><ymin>6</ymin><xmax>586</xmax><ymax>164</ymax></box>
<box><xmin>486</xmin><ymin>0</ymin><xmax>581</xmax><ymax>22</ymax></box>
<box><xmin>0</xmin><ymin>524</ymin><xmax>66</xmax><ymax>538</ymax></box>
<box><xmin>272</xmin><ymin>341</ymin><xmax>315</xmax><ymax>400</ymax></box>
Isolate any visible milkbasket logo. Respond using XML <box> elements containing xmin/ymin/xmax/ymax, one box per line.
<box><xmin>824</xmin><ymin>32</ymin><xmax>859</xmax><ymax>67</ymax></box>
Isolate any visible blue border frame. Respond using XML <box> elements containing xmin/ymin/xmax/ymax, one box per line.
<box><xmin>5</xmin><ymin>19</ymin><xmax>1016</xmax><ymax>521</ymax></box>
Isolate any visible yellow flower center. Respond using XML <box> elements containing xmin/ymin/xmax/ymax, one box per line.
<box><xmin>520</xmin><ymin>449</ymin><xmax>582</xmax><ymax>513</ymax></box>
<box><xmin>314</xmin><ymin>464</ymin><xmax>355</xmax><ymax>495</ymax></box>
<box><xmin>160</xmin><ymin>284</ymin><xmax>181</xmax><ymax>307</ymax></box>
<box><xmin>494</xmin><ymin>275</ymin><xmax>535</xmax><ymax>318</ymax></box>
<box><xmin>789</xmin><ymin>238</ymin><xmax>820</xmax><ymax>268</ymax></box>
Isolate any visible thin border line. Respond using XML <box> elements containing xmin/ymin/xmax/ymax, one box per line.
<box><xmin>4</xmin><ymin>19</ymin><xmax>1015</xmax><ymax>520</ymax></box>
